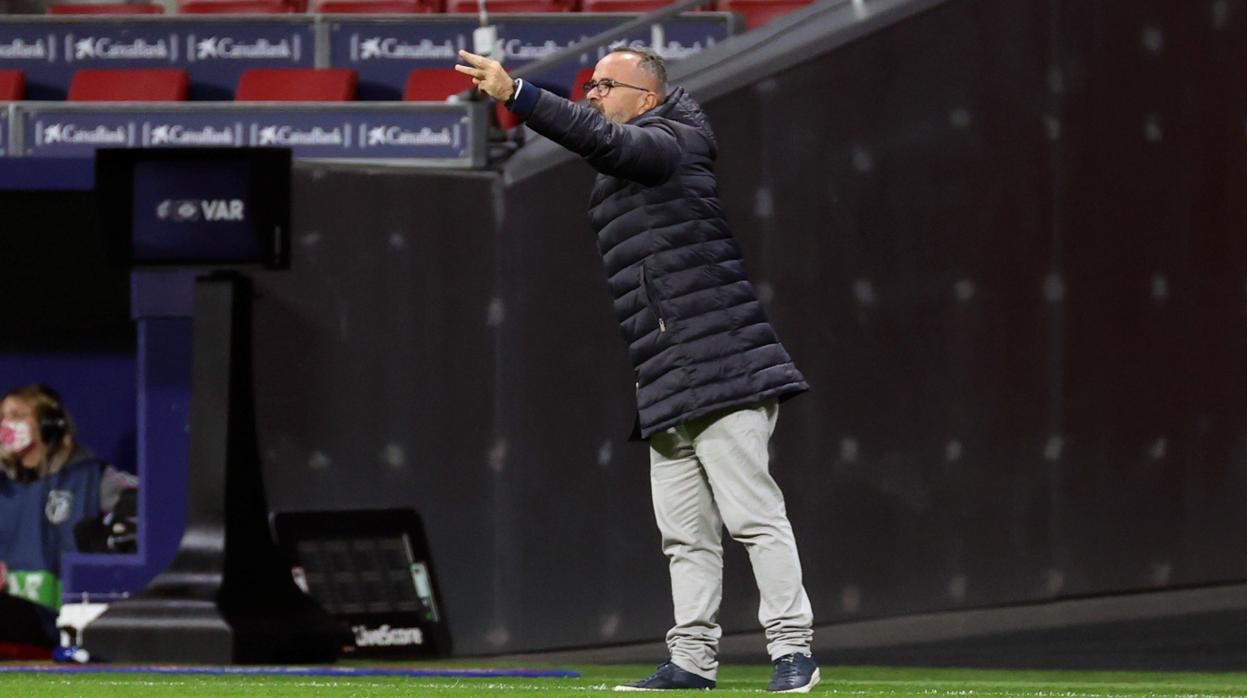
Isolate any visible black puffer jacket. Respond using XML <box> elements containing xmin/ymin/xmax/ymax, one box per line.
<box><xmin>510</xmin><ymin>82</ymin><xmax>808</xmax><ymax>438</ymax></box>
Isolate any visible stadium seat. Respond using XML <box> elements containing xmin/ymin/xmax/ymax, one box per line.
<box><xmin>495</xmin><ymin>103</ymin><xmax>521</xmax><ymax>129</ymax></box>
<box><xmin>445</xmin><ymin>0</ymin><xmax>575</xmax><ymax>13</ymax></box>
<box><xmin>401</xmin><ymin>68</ymin><xmax>520</xmax><ymax>131</ymax></box>
<box><xmin>402</xmin><ymin>68</ymin><xmax>472</xmax><ymax>101</ymax></box>
<box><xmin>719</xmin><ymin>0</ymin><xmax>816</xmax><ymax>29</ymax></box>
<box><xmin>312</xmin><ymin>0</ymin><xmax>437</xmax><ymax>11</ymax></box>
<box><xmin>0</xmin><ymin>70</ymin><xmax>24</xmax><ymax>101</ymax></box>
<box><xmin>569</xmin><ymin>65</ymin><xmax>594</xmax><ymax>101</ymax></box>
<box><xmin>67</xmin><ymin>69</ymin><xmax>189</xmax><ymax>101</ymax></box>
<box><xmin>235</xmin><ymin>68</ymin><xmax>357</xmax><ymax>101</ymax></box>
<box><xmin>580</xmin><ymin>0</ymin><xmax>667</xmax><ymax>10</ymax></box>
<box><xmin>178</xmin><ymin>0</ymin><xmax>299</xmax><ymax>13</ymax></box>
<box><xmin>49</xmin><ymin>2</ymin><xmax>164</xmax><ymax>13</ymax></box>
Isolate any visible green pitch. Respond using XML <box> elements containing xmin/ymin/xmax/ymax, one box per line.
<box><xmin>3</xmin><ymin>663</ymin><xmax>1247</xmax><ymax>696</ymax></box>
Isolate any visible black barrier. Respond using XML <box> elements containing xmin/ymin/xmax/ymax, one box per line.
<box><xmin>271</xmin><ymin>508</ymin><xmax>451</xmax><ymax>658</ymax></box>
<box><xmin>84</xmin><ymin>274</ymin><xmax>345</xmax><ymax>663</ymax></box>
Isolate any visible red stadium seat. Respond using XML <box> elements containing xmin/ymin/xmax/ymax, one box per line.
<box><xmin>312</xmin><ymin>0</ymin><xmax>436</xmax><ymax>10</ymax></box>
<box><xmin>0</xmin><ymin>70</ymin><xmax>24</xmax><ymax>101</ymax></box>
<box><xmin>445</xmin><ymin>0</ymin><xmax>575</xmax><ymax>12</ymax></box>
<box><xmin>402</xmin><ymin>68</ymin><xmax>471</xmax><ymax>101</ymax></box>
<box><xmin>178</xmin><ymin>0</ymin><xmax>298</xmax><ymax>13</ymax></box>
<box><xmin>569</xmin><ymin>65</ymin><xmax>594</xmax><ymax>101</ymax></box>
<box><xmin>68</xmin><ymin>69</ymin><xmax>189</xmax><ymax>101</ymax></box>
<box><xmin>402</xmin><ymin>69</ymin><xmax>519</xmax><ymax>131</ymax></box>
<box><xmin>49</xmin><ymin>2</ymin><xmax>164</xmax><ymax>13</ymax></box>
<box><xmin>235</xmin><ymin>68</ymin><xmax>357</xmax><ymax>101</ymax></box>
<box><xmin>719</xmin><ymin>0</ymin><xmax>815</xmax><ymax>29</ymax></box>
<box><xmin>580</xmin><ymin>0</ymin><xmax>715</xmax><ymax>9</ymax></box>
<box><xmin>495</xmin><ymin>103</ymin><xmax>521</xmax><ymax>129</ymax></box>
<box><xmin>580</xmin><ymin>0</ymin><xmax>666</xmax><ymax>10</ymax></box>
<box><xmin>580</xmin><ymin>0</ymin><xmax>715</xmax><ymax>11</ymax></box>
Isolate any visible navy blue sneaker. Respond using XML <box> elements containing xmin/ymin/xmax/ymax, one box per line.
<box><xmin>614</xmin><ymin>660</ymin><xmax>716</xmax><ymax>691</ymax></box>
<box><xmin>767</xmin><ymin>653</ymin><xmax>820</xmax><ymax>693</ymax></box>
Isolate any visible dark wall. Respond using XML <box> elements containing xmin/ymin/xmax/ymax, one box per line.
<box><xmin>0</xmin><ymin>191</ymin><xmax>131</xmax><ymax>351</ymax></box>
<box><xmin>250</xmin><ymin>0</ymin><xmax>1247</xmax><ymax>655</ymax></box>
<box><xmin>0</xmin><ymin>189</ymin><xmax>136</xmax><ymax>472</ymax></box>
<box><xmin>708</xmin><ymin>0</ymin><xmax>1247</xmax><ymax>618</ymax></box>
<box><xmin>252</xmin><ymin>162</ymin><xmax>675</xmax><ymax>652</ymax></box>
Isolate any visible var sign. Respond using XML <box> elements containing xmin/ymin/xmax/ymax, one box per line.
<box><xmin>157</xmin><ymin>198</ymin><xmax>245</xmax><ymax>222</ymax></box>
<box><xmin>203</xmin><ymin>199</ymin><xmax>245</xmax><ymax>221</ymax></box>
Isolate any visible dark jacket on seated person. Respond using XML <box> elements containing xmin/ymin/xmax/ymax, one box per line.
<box><xmin>0</xmin><ymin>447</ymin><xmax>136</xmax><ymax>600</ymax></box>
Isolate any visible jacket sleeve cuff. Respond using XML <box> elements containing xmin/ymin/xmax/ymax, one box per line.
<box><xmin>506</xmin><ymin>78</ymin><xmax>539</xmax><ymax>119</ymax></box>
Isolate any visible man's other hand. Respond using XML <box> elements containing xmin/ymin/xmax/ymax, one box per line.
<box><xmin>456</xmin><ymin>50</ymin><xmax>515</xmax><ymax>102</ymax></box>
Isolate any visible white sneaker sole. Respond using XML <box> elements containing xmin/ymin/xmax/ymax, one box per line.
<box><xmin>772</xmin><ymin>666</ymin><xmax>821</xmax><ymax>693</ymax></box>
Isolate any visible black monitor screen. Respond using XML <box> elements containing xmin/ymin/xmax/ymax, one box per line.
<box><xmin>97</xmin><ymin>147</ymin><xmax>291</xmax><ymax>269</ymax></box>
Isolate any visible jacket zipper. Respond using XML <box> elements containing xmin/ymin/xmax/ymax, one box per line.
<box><xmin>640</xmin><ymin>263</ymin><xmax>667</xmax><ymax>333</ymax></box>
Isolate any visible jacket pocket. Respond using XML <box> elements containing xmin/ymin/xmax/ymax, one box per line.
<box><xmin>639</xmin><ymin>261</ymin><xmax>668</xmax><ymax>334</ymax></box>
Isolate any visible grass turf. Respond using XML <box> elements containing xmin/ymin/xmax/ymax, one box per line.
<box><xmin>3</xmin><ymin>664</ymin><xmax>1247</xmax><ymax>696</ymax></box>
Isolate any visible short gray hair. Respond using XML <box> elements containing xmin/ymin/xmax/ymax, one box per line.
<box><xmin>609</xmin><ymin>46</ymin><xmax>667</xmax><ymax>95</ymax></box>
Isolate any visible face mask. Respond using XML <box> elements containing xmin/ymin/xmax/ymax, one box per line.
<box><xmin>0</xmin><ymin>420</ymin><xmax>33</xmax><ymax>454</ymax></box>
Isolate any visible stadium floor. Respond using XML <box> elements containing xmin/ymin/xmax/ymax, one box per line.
<box><xmin>5</xmin><ymin>584</ymin><xmax>1247</xmax><ymax>695</ymax></box>
<box><xmin>2</xmin><ymin>663</ymin><xmax>1247</xmax><ymax>696</ymax></box>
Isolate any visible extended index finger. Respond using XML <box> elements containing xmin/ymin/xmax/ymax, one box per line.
<box><xmin>457</xmin><ymin>49</ymin><xmax>490</xmax><ymax>68</ymax></box>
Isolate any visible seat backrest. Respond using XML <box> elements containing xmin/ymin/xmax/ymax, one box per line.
<box><xmin>569</xmin><ymin>65</ymin><xmax>594</xmax><ymax>101</ymax></box>
<box><xmin>719</xmin><ymin>0</ymin><xmax>814</xmax><ymax>30</ymax></box>
<box><xmin>312</xmin><ymin>0</ymin><xmax>435</xmax><ymax>11</ymax></box>
<box><xmin>49</xmin><ymin>2</ymin><xmax>164</xmax><ymax>13</ymax></box>
<box><xmin>402</xmin><ymin>68</ymin><xmax>471</xmax><ymax>101</ymax></box>
<box><xmin>495</xmin><ymin>102</ymin><xmax>521</xmax><ymax>130</ymax></box>
<box><xmin>0</xmin><ymin>70</ymin><xmax>24</xmax><ymax>101</ymax></box>
<box><xmin>235</xmin><ymin>68</ymin><xmax>357</xmax><ymax>101</ymax></box>
<box><xmin>579</xmin><ymin>0</ymin><xmax>667</xmax><ymax>11</ymax></box>
<box><xmin>178</xmin><ymin>0</ymin><xmax>296</xmax><ymax>13</ymax></box>
<box><xmin>68</xmin><ymin>69</ymin><xmax>189</xmax><ymax>101</ymax></box>
<box><xmin>445</xmin><ymin>0</ymin><xmax>574</xmax><ymax>12</ymax></box>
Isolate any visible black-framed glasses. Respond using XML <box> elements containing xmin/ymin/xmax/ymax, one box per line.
<box><xmin>582</xmin><ymin>78</ymin><xmax>653</xmax><ymax>97</ymax></box>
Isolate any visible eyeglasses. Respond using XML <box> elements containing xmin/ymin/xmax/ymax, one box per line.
<box><xmin>582</xmin><ymin>78</ymin><xmax>653</xmax><ymax>97</ymax></box>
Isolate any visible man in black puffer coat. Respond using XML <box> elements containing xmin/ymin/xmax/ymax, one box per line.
<box><xmin>458</xmin><ymin>47</ymin><xmax>819</xmax><ymax>694</ymax></box>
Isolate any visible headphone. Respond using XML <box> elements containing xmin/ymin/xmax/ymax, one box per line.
<box><xmin>34</xmin><ymin>384</ymin><xmax>69</xmax><ymax>446</ymax></box>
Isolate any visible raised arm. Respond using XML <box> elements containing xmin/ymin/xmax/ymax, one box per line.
<box><xmin>455</xmin><ymin>50</ymin><xmax>680</xmax><ymax>186</ymax></box>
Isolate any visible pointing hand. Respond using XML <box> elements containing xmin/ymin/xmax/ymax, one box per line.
<box><xmin>455</xmin><ymin>49</ymin><xmax>515</xmax><ymax>102</ymax></box>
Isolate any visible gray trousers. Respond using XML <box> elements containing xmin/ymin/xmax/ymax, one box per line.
<box><xmin>648</xmin><ymin>399</ymin><xmax>814</xmax><ymax>680</ymax></box>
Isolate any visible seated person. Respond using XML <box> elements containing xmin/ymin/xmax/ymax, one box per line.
<box><xmin>0</xmin><ymin>384</ymin><xmax>137</xmax><ymax>616</ymax></box>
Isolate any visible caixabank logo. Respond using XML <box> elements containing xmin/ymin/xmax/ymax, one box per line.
<box><xmin>0</xmin><ymin>37</ymin><xmax>53</xmax><ymax>62</ymax></box>
<box><xmin>350</xmin><ymin>35</ymin><xmax>462</xmax><ymax>61</ymax></box>
<box><xmin>191</xmin><ymin>35</ymin><xmax>299</xmax><ymax>61</ymax></box>
<box><xmin>652</xmin><ymin>38</ymin><xmax>716</xmax><ymax>60</ymax></box>
<box><xmin>67</xmin><ymin>35</ymin><xmax>175</xmax><ymax>62</ymax></box>
<box><xmin>496</xmin><ymin>38</ymin><xmax>587</xmax><ymax>61</ymax></box>
<box><xmin>250</xmin><ymin>123</ymin><xmax>349</xmax><ymax>148</ymax></box>
<box><xmin>362</xmin><ymin>124</ymin><xmax>456</xmax><ymax>149</ymax></box>
<box><xmin>145</xmin><ymin>123</ymin><xmax>240</xmax><ymax>146</ymax></box>
<box><xmin>37</xmin><ymin>121</ymin><xmax>130</xmax><ymax>147</ymax></box>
